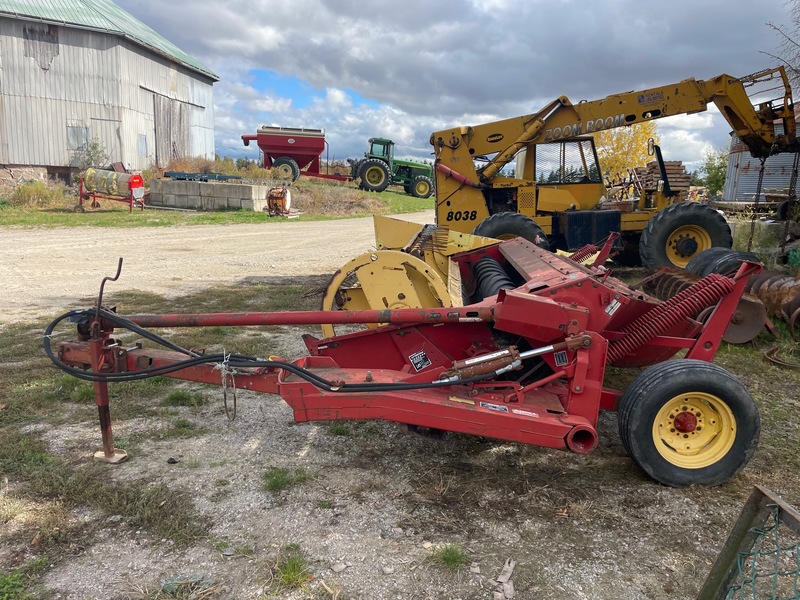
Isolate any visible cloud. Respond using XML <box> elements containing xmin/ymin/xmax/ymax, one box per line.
<box><xmin>115</xmin><ymin>0</ymin><xmax>792</xmax><ymax>168</ymax></box>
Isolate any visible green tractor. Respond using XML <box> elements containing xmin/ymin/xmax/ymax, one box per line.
<box><xmin>350</xmin><ymin>137</ymin><xmax>435</xmax><ymax>198</ymax></box>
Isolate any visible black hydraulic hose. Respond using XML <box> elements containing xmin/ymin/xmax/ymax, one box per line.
<box><xmin>43</xmin><ymin>309</ymin><xmax>496</xmax><ymax>393</ymax></box>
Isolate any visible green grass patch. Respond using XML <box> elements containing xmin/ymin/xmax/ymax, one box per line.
<box><xmin>162</xmin><ymin>389</ymin><xmax>206</xmax><ymax>408</ymax></box>
<box><xmin>273</xmin><ymin>544</ymin><xmax>312</xmax><ymax>590</ymax></box>
<box><xmin>430</xmin><ymin>543</ymin><xmax>470</xmax><ymax>571</ymax></box>
<box><xmin>261</xmin><ymin>467</ymin><xmax>314</xmax><ymax>492</ymax></box>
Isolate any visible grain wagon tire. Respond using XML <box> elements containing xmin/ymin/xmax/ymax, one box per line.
<box><xmin>411</xmin><ymin>175</ymin><xmax>434</xmax><ymax>199</ymax></box>
<box><xmin>683</xmin><ymin>247</ymin><xmax>731</xmax><ymax>276</ymax></box>
<box><xmin>359</xmin><ymin>158</ymin><xmax>391</xmax><ymax>192</ymax></box>
<box><xmin>272</xmin><ymin>157</ymin><xmax>300</xmax><ymax>181</ymax></box>
<box><xmin>639</xmin><ymin>202</ymin><xmax>732</xmax><ymax>269</ymax></box>
<box><xmin>617</xmin><ymin>359</ymin><xmax>759</xmax><ymax>487</ymax></box>
<box><xmin>473</xmin><ymin>212</ymin><xmax>550</xmax><ymax>250</ymax></box>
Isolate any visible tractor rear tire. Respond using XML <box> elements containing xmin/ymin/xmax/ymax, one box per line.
<box><xmin>410</xmin><ymin>175</ymin><xmax>434</xmax><ymax>198</ymax></box>
<box><xmin>473</xmin><ymin>212</ymin><xmax>549</xmax><ymax>249</ymax></box>
<box><xmin>618</xmin><ymin>359</ymin><xmax>759</xmax><ymax>487</ymax></box>
<box><xmin>640</xmin><ymin>202</ymin><xmax>732</xmax><ymax>269</ymax></box>
<box><xmin>272</xmin><ymin>157</ymin><xmax>300</xmax><ymax>182</ymax></box>
<box><xmin>359</xmin><ymin>158</ymin><xmax>391</xmax><ymax>192</ymax></box>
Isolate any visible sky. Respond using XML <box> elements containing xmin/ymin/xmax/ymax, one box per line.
<box><xmin>115</xmin><ymin>0</ymin><xmax>795</xmax><ymax>173</ymax></box>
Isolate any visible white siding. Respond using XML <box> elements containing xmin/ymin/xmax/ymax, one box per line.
<box><xmin>0</xmin><ymin>16</ymin><xmax>215</xmax><ymax>170</ymax></box>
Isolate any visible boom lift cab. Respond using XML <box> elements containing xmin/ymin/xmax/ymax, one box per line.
<box><xmin>430</xmin><ymin>67</ymin><xmax>800</xmax><ymax>268</ymax></box>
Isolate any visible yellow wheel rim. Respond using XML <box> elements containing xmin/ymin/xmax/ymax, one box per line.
<box><xmin>665</xmin><ymin>225</ymin><xmax>712</xmax><ymax>268</ymax></box>
<box><xmin>415</xmin><ymin>180</ymin><xmax>430</xmax><ymax>196</ymax></box>
<box><xmin>652</xmin><ymin>392</ymin><xmax>736</xmax><ymax>469</ymax></box>
<box><xmin>365</xmin><ymin>167</ymin><xmax>386</xmax><ymax>186</ymax></box>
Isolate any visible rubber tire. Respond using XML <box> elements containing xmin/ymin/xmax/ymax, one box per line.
<box><xmin>359</xmin><ymin>158</ymin><xmax>391</xmax><ymax>192</ymax></box>
<box><xmin>473</xmin><ymin>212</ymin><xmax>550</xmax><ymax>249</ymax></box>
<box><xmin>618</xmin><ymin>359</ymin><xmax>760</xmax><ymax>487</ymax></box>
<box><xmin>640</xmin><ymin>202</ymin><xmax>732</xmax><ymax>269</ymax></box>
<box><xmin>272</xmin><ymin>157</ymin><xmax>300</xmax><ymax>182</ymax></box>
<box><xmin>683</xmin><ymin>247</ymin><xmax>731</xmax><ymax>276</ymax></box>
<box><xmin>701</xmin><ymin>250</ymin><xmax>761</xmax><ymax>277</ymax></box>
<box><xmin>410</xmin><ymin>175</ymin><xmax>434</xmax><ymax>198</ymax></box>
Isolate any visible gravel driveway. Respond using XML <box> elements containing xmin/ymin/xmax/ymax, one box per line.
<box><xmin>0</xmin><ymin>211</ymin><xmax>434</xmax><ymax>324</ymax></box>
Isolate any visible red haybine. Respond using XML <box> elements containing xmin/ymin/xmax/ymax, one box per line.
<box><xmin>46</xmin><ymin>236</ymin><xmax>762</xmax><ymax>487</ymax></box>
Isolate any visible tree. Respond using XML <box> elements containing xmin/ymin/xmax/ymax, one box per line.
<box><xmin>69</xmin><ymin>137</ymin><xmax>108</xmax><ymax>171</ymax></box>
<box><xmin>700</xmin><ymin>147</ymin><xmax>728</xmax><ymax>196</ymax></box>
<box><xmin>593</xmin><ymin>121</ymin><xmax>659</xmax><ymax>183</ymax></box>
<box><xmin>766</xmin><ymin>7</ymin><xmax>800</xmax><ymax>89</ymax></box>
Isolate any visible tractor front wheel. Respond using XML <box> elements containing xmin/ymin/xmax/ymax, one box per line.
<box><xmin>618</xmin><ymin>359</ymin><xmax>759</xmax><ymax>487</ymax></box>
<box><xmin>272</xmin><ymin>157</ymin><xmax>300</xmax><ymax>182</ymax></box>
<box><xmin>640</xmin><ymin>202</ymin><xmax>732</xmax><ymax>269</ymax></box>
<box><xmin>473</xmin><ymin>212</ymin><xmax>549</xmax><ymax>249</ymax></box>
<box><xmin>410</xmin><ymin>175</ymin><xmax>434</xmax><ymax>198</ymax></box>
<box><xmin>359</xmin><ymin>158</ymin><xmax>391</xmax><ymax>192</ymax></box>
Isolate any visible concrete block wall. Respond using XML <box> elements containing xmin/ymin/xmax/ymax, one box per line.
<box><xmin>148</xmin><ymin>179</ymin><xmax>272</xmax><ymax>211</ymax></box>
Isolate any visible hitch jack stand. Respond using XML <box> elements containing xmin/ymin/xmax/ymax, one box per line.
<box><xmin>90</xmin><ymin>335</ymin><xmax>128</xmax><ymax>464</ymax></box>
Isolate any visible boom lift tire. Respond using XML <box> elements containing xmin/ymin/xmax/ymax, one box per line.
<box><xmin>618</xmin><ymin>359</ymin><xmax>759</xmax><ymax>487</ymax></box>
<box><xmin>640</xmin><ymin>202</ymin><xmax>732</xmax><ymax>269</ymax></box>
<box><xmin>411</xmin><ymin>175</ymin><xmax>434</xmax><ymax>199</ymax></box>
<box><xmin>272</xmin><ymin>157</ymin><xmax>301</xmax><ymax>181</ymax></box>
<box><xmin>359</xmin><ymin>158</ymin><xmax>391</xmax><ymax>192</ymax></box>
<box><xmin>473</xmin><ymin>212</ymin><xmax>550</xmax><ymax>249</ymax></box>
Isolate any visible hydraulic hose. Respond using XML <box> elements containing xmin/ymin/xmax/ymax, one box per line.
<box><xmin>44</xmin><ymin>309</ymin><xmax>498</xmax><ymax>394</ymax></box>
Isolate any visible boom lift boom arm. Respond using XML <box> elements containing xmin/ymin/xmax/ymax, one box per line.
<box><xmin>432</xmin><ymin>67</ymin><xmax>798</xmax><ymax>186</ymax></box>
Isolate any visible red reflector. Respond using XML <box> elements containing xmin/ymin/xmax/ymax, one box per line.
<box><xmin>129</xmin><ymin>174</ymin><xmax>144</xmax><ymax>188</ymax></box>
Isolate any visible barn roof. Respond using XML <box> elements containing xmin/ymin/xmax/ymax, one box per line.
<box><xmin>0</xmin><ymin>0</ymin><xmax>219</xmax><ymax>81</ymax></box>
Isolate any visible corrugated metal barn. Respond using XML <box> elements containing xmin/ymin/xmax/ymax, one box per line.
<box><xmin>723</xmin><ymin>123</ymin><xmax>797</xmax><ymax>202</ymax></box>
<box><xmin>0</xmin><ymin>0</ymin><xmax>219</xmax><ymax>179</ymax></box>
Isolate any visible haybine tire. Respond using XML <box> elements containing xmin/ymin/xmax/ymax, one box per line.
<box><xmin>640</xmin><ymin>202</ymin><xmax>732</xmax><ymax>269</ymax></box>
<box><xmin>473</xmin><ymin>212</ymin><xmax>549</xmax><ymax>249</ymax></box>
<box><xmin>359</xmin><ymin>158</ymin><xmax>391</xmax><ymax>192</ymax></box>
<box><xmin>272</xmin><ymin>157</ymin><xmax>300</xmax><ymax>182</ymax></box>
<box><xmin>618</xmin><ymin>359</ymin><xmax>759</xmax><ymax>487</ymax></box>
<box><xmin>410</xmin><ymin>175</ymin><xmax>434</xmax><ymax>198</ymax></box>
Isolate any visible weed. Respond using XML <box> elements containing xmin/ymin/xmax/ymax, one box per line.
<box><xmin>162</xmin><ymin>389</ymin><xmax>206</xmax><ymax>408</ymax></box>
<box><xmin>327</xmin><ymin>423</ymin><xmax>351</xmax><ymax>436</ymax></box>
<box><xmin>160</xmin><ymin>418</ymin><xmax>206</xmax><ymax>439</ymax></box>
<box><xmin>0</xmin><ymin>571</ymin><xmax>27</xmax><ymax>599</ymax></box>
<box><xmin>317</xmin><ymin>499</ymin><xmax>334</xmax><ymax>509</ymax></box>
<box><xmin>274</xmin><ymin>544</ymin><xmax>312</xmax><ymax>590</ymax></box>
<box><xmin>261</xmin><ymin>467</ymin><xmax>314</xmax><ymax>492</ymax></box>
<box><xmin>430</xmin><ymin>543</ymin><xmax>470</xmax><ymax>571</ymax></box>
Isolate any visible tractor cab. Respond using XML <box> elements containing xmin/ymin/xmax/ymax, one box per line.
<box><xmin>366</xmin><ymin>137</ymin><xmax>395</xmax><ymax>166</ymax></box>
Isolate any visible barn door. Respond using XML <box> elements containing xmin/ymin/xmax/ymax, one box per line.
<box><xmin>153</xmin><ymin>95</ymin><xmax>191</xmax><ymax>167</ymax></box>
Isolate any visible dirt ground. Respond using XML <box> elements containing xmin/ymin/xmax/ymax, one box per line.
<box><xmin>3</xmin><ymin>213</ymin><xmax>798</xmax><ymax>600</ymax></box>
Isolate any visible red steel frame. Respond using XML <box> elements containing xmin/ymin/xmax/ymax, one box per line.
<box><xmin>78</xmin><ymin>178</ymin><xmax>144</xmax><ymax>213</ymax></box>
<box><xmin>55</xmin><ymin>239</ymin><xmax>760</xmax><ymax>464</ymax></box>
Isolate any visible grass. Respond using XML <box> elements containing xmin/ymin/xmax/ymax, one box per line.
<box><xmin>261</xmin><ymin>467</ymin><xmax>314</xmax><ymax>492</ymax></box>
<box><xmin>161</xmin><ymin>389</ymin><xmax>206</xmax><ymax>408</ymax></box>
<box><xmin>430</xmin><ymin>543</ymin><xmax>470</xmax><ymax>571</ymax></box>
<box><xmin>272</xmin><ymin>544</ymin><xmax>312</xmax><ymax>590</ymax></box>
<box><xmin>0</xmin><ymin>179</ymin><xmax>433</xmax><ymax>228</ymax></box>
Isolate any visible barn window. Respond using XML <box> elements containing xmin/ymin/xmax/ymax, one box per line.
<box><xmin>66</xmin><ymin>126</ymin><xmax>88</xmax><ymax>151</ymax></box>
<box><xmin>138</xmin><ymin>134</ymin><xmax>148</xmax><ymax>157</ymax></box>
